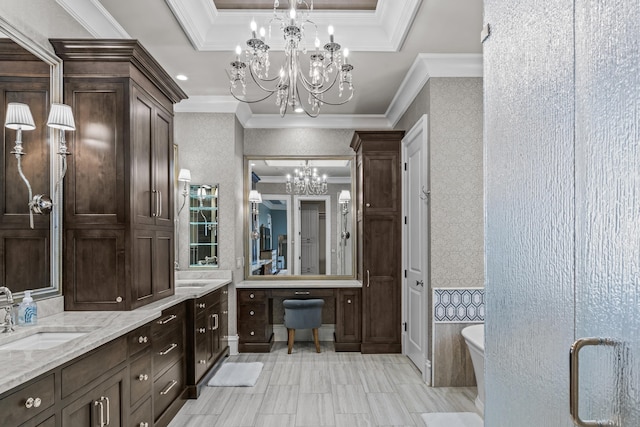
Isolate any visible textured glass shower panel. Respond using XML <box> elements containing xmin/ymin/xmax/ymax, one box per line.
<box><xmin>575</xmin><ymin>0</ymin><xmax>640</xmax><ymax>425</ymax></box>
<box><xmin>483</xmin><ymin>0</ymin><xmax>575</xmax><ymax>426</ymax></box>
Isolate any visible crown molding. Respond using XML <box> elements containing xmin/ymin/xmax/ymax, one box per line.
<box><xmin>175</xmin><ymin>54</ymin><xmax>483</xmax><ymax>129</ymax></box>
<box><xmin>55</xmin><ymin>0</ymin><xmax>130</xmax><ymax>38</ymax></box>
<box><xmin>386</xmin><ymin>53</ymin><xmax>483</xmax><ymax>127</ymax></box>
<box><xmin>165</xmin><ymin>0</ymin><xmax>421</xmax><ymax>52</ymax></box>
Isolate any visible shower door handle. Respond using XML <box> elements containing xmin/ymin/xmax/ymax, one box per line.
<box><xmin>569</xmin><ymin>337</ymin><xmax>618</xmax><ymax>427</ymax></box>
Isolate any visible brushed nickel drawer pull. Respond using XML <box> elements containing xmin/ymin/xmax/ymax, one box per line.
<box><xmin>102</xmin><ymin>396</ymin><xmax>110</xmax><ymax>426</ymax></box>
<box><xmin>160</xmin><ymin>379</ymin><xmax>178</xmax><ymax>396</ymax></box>
<box><xmin>295</xmin><ymin>291</ymin><xmax>310</xmax><ymax>295</ymax></box>
<box><xmin>138</xmin><ymin>374</ymin><xmax>149</xmax><ymax>381</ymax></box>
<box><xmin>94</xmin><ymin>400</ymin><xmax>105</xmax><ymax>427</ymax></box>
<box><xmin>138</xmin><ymin>336</ymin><xmax>148</xmax><ymax>344</ymax></box>
<box><xmin>158</xmin><ymin>343</ymin><xmax>178</xmax><ymax>356</ymax></box>
<box><xmin>157</xmin><ymin>314</ymin><xmax>177</xmax><ymax>325</ymax></box>
<box><xmin>366</xmin><ymin>270</ymin><xmax>370</xmax><ymax>287</ymax></box>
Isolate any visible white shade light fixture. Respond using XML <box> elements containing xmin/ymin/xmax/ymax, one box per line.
<box><xmin>4</xmin><ymin>102</ymin><xmax>75</xmax><ymax>228</ymax></box>
<box><xmin>229</xmin><ymin>0</ymin><xmax>355</xmax><ymax>117</ymax></box>
<box><xmin>175</xmin><ymin>168</ymin><xmax>192</xmax><ymax>270</ymax></box>
<box><xmin>249</xmin><ymin>189</ymin><xmax>263</xmax><ymax>204</ymax></box>
<box><xmin>338</xmin><ymin>189</ymin><xmax>351</xmax><ymax>204</ymax></box>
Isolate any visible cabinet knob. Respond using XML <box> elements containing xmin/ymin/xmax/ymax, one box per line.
<box><xmin>138</xmin><ymin>374</ymin><xmax>149</xmax><ymax>381</ymax></box>
<box><xmin>25</xmin><ymin>397</ymin><xmax>41</xmax><ymax>409</ymax></box>
<box><xmin>138</xmin><ymin>336</ymin><xmax>148</xmax><ymax>344</ymax></box>
<box><xmin>199</xmin><ymin>359</ymin><xmax>206</xmax><ymax>364</ymax></box>
<box><xmin>366</xmin><ymin>203</ymin><xmax>371</xmax><ymax>207</ymax></box>
<box><xmin>223</xmin><ymin>310</ymin><xmax>228</xmax><ymax>314</ymax></box>
<box><xmin>249</xmin><ymin>293</ymin><xmax>255</xmax><ymax>299</ymax></box>
<box><xmin>347</xmin><ymin>299</ymin><xmax>352</xmax><ymax>304</ymax></box>
<box><xmin>198</xmin><ymin>303</ymin><xmax>206</xmax><ymax>309</ymax></box>
<box><xmin>250</xmin><ymin>331</ymin><xmax>255</xmax><ymax>336</ymax></box>
<box><xmin>198</xmin><ymin>328</ymin><xmax>206</xmax><ymax>334</ymax></box>
<box><xmin>249</xmin><ymin>310</ymin><xmax>255</xmax><ymax>316</ymax></box>
<box><xmin>223</xmin><ymin>290</ymin><xmax>228</xmax><ymax>295</ymax></box>
<box><xmin>139</xmin><ymin>423</ymin><xmax>149</xmax><ymax>427</ymax></box>
<box><xmin>116</xmin><ymin>296</ymin><xmax>123</xmax><ymax>303</ymax></box>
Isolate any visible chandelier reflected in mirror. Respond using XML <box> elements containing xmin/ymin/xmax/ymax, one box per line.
<box><xmin>229</xmin><ymin>0</ymin><xmax>355</xmax><ymax>117</ymax></box>
<box><xmin>285</xmin><ymin>161</ymin><xmax>328</xmax><ymax>195</ymax></box>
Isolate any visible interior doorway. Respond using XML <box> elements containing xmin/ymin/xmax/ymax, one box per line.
<box><xmin>294</xmin><ymin>195</ymin><xmax>331</xmax><ymax>275</ymax></box>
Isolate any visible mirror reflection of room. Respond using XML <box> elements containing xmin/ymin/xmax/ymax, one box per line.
<box><xmin>189</xmin><ymin>184</ymin><xmax>219</xmax><ymax>267</ymax></box>
<box><xmin>248</xmin><ymin>158</ymin><xmax>353</xmax><ymax>277</ymax></box>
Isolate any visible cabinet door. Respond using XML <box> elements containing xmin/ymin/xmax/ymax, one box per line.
<box><xmin>336</xmin><ymin>288</ymin><xmax>362</xmax><ymax>343</ymax></box>
<box><xmin>194</xmin><ymin>312</ymin><xmax>210</xmax><ymax>381</ymax></box>
<box><xmin>362</xmin><ymin>214</ymin><xmax>401</xmax><ymax>351</ymax></box>
<box><xmin>153</xmin><ymin>107</ymin><xmax>173</xmax><ymax>227</ymax></box>
<box><xmin>132</xmin><ymin>228</ymin><xmax>154</xmax><ymax>306</ymax></box>
<box><xmin>132</xmin><ymin>88</ymin><xmax>155</xmax><ymax>226</ymax></box>
<box><xmin>64</xmin><ymin>229</ymin><xmax>126</xmax><ymax>310</ymax></box>
<box><xmin>64</xmin><ymin>80</ymin><xmax>126</xmax><ymax>226</ymax></box>
<box><xmin>154</xmin><ymin>230</ymin><xmax>174</xmax><ymax>299</ymax></box>
<box><xmin>363</xmin><ymin>151</ymin><xmax>400</xmax><ymax>214</ymax></box>
<box><xmin>209</xmin><ymin>300</ymin><xmax>222</xmax><ymax>359</ymax></box>
<box><xmin>61</xmin><ymin>368</ymin><xmax>125</xmax><ymax>427</ymax></box>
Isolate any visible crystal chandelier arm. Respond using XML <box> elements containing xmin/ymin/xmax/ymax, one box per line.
<box><xmin>230</xmin><ymin>88</ymin><xmax>276</xmax><ymax>104</ymax></box>
<box><xmin>296</xmin><ymin>66</ymin><xmax>355</xmax><ymax>105</ymax></box>
<box><xmin>307</xmin><ymin>87</ymin><xmax>355</xmax><ymax>106</ymax></box>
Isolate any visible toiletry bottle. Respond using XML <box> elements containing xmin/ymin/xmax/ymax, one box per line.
<box><xmin>17</xmin><ymin>290</ymin><xmax>37</xmax><ymax>326</ymax></box>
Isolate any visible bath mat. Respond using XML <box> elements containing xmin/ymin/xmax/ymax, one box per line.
<box><xmin>207</xmin><ymin>362</ymin><xmax>263</xmax><ymax>387</ymax></box>
<box><xmin>421</xmin><ymin>412</ymin><xmax>483</xmax><ymax>427</ymax></box>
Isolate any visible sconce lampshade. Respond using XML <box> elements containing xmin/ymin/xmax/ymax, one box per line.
<box><xmin>178</xmin><ymin>168</ymin><xmax>192</xmax><ymax>182</ymax></box>
<box><xmin>5</xmin><ymin>102</ymin><xmax>36</xmax><ymax>131</ymax></box>
<box><xmin>46</xmin><ymin>103</ymin><xmax>75</xmax><ymax>131</ymax></box>
<box><xmin>249</xmin><ymin>190</ymin><xmax>262</xmax><ymax>203</ymax></box>
<box><xmin>338</xmin><ymin>190</ymin><xmax>351</xmax><ymax>204</ymax></box>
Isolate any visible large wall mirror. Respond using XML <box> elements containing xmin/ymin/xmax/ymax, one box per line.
<box><xmin>245</xmin><ymin>156</ymin><xmax>355</xmax><ymax>279</ymax></box>
<box><xmin>0</xmin><ymin>17</ymin><xmax>64</xmax><ymax>300</ymax></box>
<box><xmin>188</xmin><ymin>183</ymin><xmax>219</xmax><ymax>267</ymax></box>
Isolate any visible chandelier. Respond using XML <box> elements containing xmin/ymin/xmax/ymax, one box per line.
<box><xmin>229</xmin><ymin>0</ymin><xmax>355</xmax><ymax>117</ymax></box>
<box><xmin>285</xmin><ymin>162</ymin><xmax>328</xmax><ymax>195</ymax></box>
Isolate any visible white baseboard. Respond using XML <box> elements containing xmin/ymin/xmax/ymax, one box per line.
<box><xmin>273</xmin><ymin>324</ymin><xmax>335</xmax><ymax>342</ymax></box>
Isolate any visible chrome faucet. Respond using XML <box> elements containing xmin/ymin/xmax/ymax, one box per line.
<box><xmin>0</xmin><ymin>286</ymin><xmax>15</xmax><ymax>333</ymax></box>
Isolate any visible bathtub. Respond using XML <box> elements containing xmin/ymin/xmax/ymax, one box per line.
<box><xmin>462</xmin><ymin>324</ymin><xmax>485</xmax><ymax>415</ymax></box>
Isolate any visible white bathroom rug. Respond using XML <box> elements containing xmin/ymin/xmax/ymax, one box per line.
<box><xmin>207</xmin><ymin>362</ymin><xmax>263</xmax><ymax>387</ymax></box>
<box><xmin>421</xmin><ymin>412</ymin><xmax>483</xmax><ymax>427</ymax></box>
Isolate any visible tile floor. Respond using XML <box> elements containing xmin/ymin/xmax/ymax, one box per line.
<box><xmin>169</xmin><ymin>341</ymin><xmax>479</xmax><ymax>427</ymax></box>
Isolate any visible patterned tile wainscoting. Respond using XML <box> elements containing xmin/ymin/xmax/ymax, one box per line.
<box><xmin>432</xmin><ymin>288</ymin><xmax>484</xmax><ymax>387</ymax></box>
<box><xmin>433</xmin><ymin>288</ymin><xmax>484</xmax><ymax>323</ymax></box>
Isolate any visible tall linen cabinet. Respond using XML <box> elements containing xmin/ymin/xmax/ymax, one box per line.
<box><xmin>351</xmin><ymin>130</ymin><xmax>404</xmax><ymax>353</ymax></box>
<box><xmin>51</xmin><ymin>40</ymin><xmax>188</xmax><ymax>311</ymax></box>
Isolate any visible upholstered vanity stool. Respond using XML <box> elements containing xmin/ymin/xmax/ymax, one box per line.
<box><xmin>283</xmin><ymin>299</ymin><xmax>325</xmax><ymax>354</ymax></box>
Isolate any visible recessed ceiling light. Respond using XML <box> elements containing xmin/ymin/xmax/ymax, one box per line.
<box><xmin>176</xmin><ymin>74</ymin><xmax>188</xmax><ymax>81</ymax></box>
<box><xmin>294</xmin><ymin>107</ymin><xmax>304</xmax><ymax>113</ymax></box>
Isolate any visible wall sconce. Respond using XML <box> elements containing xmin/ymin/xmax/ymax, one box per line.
<box><xmin>175</xmin><ymin>168</ymin><xmax>191</xmax><ymax>270</ymax></box>
<box><xmin>248</xmin><ymin>190</ymin><xmax>262</xmax><ymax>240</ymax></box>
<box><xmin>4</xmin><ymin>102</ymin><xmax>75</xmax><ymax>229</ymax></box>
<box><xmin>338</xmin><ymin>189</ymin><xmax>351</xmax><ymax>274</ymax></box>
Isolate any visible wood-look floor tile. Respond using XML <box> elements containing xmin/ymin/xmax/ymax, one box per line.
<box><xmin>300</xmin><ymin>367</ymin><xmax>332</xmax><ymax>393</ymax></box>
<box><xmin>295</xmin><ymin>393</ymin><xmax>335</xmax><ymax>426</ymax></box>
<box><xmin>270</xmin><ymin>362</ymin><xmax>302</xmax><ymax>385</ymax></box>
<box><xmin>383</xmin><ymin>362</ymin><xmax>424</xmax><ymax>385</ymax></box>
<box><xmin>358</xmin><ymin>368</ymin><xmax>395</xmax><ymax>393</ymax></box>
<box><xmin>367</xmin><ymin>392</ymin><xmax>414</xmax><ymax>426</ymax></box>
<box><xmin>329</xmin><ymin>364</ymin><xmax>360</xmax><ymax>385</ymax></box>
<box><xmin>216</xmin><ymin>393</ymin><xmax>265</xmax><ymax>426</ymax></box>
<box><xmin>168</xmin><ymin>414</ymin><xmax>220</xmax><ymax>426</ymax></box>
<box><xmin>233</xmin><ymin>369</ymin><xmax>273</xmax><ymax>394</ymax></box>
<box><xmin>180</xmin><ymin>387</ymin><xmax>234</xmax><ymax>414</ymax></box>
<box><xmin>255</xmin><ymin>414</ymin><xmax>297</xmax><ymax>427</ymax></box>
<box><xmin>332</xmin><ymin>384</ymin><xmax>370</xmax><ymax>414</ymax></box>
<box><xmin>260</xmin><ymin>385</ymin><xmax>300</xmax><ymax>414</ymax></box>
<box><xmin>334</xmin><ymin>413</ymin><xmax>377</xmax><ymax>427</ymax></box>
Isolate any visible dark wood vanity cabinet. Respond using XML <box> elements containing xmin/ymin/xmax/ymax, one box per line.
<box><xmin>351</xmin><ymin>131</ymin><xmax>404</xmax><ymax>354</ymax></box>
<box><xmin>50</xmin><ymin>39</ymin><xmax>187</xmax><ymax>311</ymax></box>
<box><xmin>335</xmin><ymin>288</ymin><xmax>362</xmax><ymax>351</ymax></box>
<box><xmin>185</xmin><ymin>286</ymin><xmax>230</xmax><ymax>398</ymax></box>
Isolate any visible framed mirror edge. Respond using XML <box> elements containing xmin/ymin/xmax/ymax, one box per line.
<box><xmin>0</xmin><ymin>16</ymin><xmax>64</xmax><ymax>300</ymax></box>
<box><xmin>244</xmin><ymin>154</ymin><xmax>357</xmax><ymax>281</ymax></box>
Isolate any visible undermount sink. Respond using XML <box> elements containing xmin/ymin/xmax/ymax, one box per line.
<box><xmin>0</xmin><ymin>330</ymin><xmax>91</xmax><ymax>351</ymax></box>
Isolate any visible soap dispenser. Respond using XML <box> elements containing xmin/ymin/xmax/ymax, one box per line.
<box><xmin>18</xmin><ymin>290</ymin><xmax>37</xmax><ymax>326</ymax></box>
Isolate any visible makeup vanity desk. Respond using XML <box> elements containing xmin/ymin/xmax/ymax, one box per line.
<box><xmin>236</xmin><ymin>280</ymin><xmax>363</xmax><ymax>352</ymax></box>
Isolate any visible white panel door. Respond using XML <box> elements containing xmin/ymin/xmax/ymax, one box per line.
<box><xmin>403</xmin><ymin>116</ymin><xmax>429</xmax><ymax>381</ymax></box>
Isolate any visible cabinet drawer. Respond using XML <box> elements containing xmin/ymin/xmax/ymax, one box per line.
<box><xmin>130</xmin><ymin>397</ymin><xmax>152</xmax><ymax>427</ymax></box>
<box><xmin>61</xmin><ymin>337</ymin><xmax>127</xmax><ymax>398</ymax></box>
<box><xmin>238</xmin><ymin>290</ymin><xmax>267</xmax><ymax>303</ymax></box>
<box><xmin>195</xmin><ymin>289</ymin><xmax>220</xmax><ymax>316</ymax></box>
<box><xmin>238</xmin><ymin>321</ymin><xmax>270</xmax><ymax>342</ymax></box>
<box><xmin>153</xmin><ymin>328</ymin><xmax>184</xmax><ymax>378</ymax></box>
<box><xmin>154</xmin><ymin>358</ymin><xmax>184</xmax><ymax>421</ymax></box>
<box><xmin>238</xmin><ymin>303</ymin><xmax>268</xmax><ymax>321</ymax></box>
<box><xmin>271</xmin><ymin>289</ymin><xmax>334</xmax><ymax>298</ymax></box>
<box><xmin>128</xmin><ymin>323</ymin><xmax>152</xmax><ymax>357</ymax></box>
<box><xmin>0</xmin><ymin>374</ymin><xmax>55</xmax><ymax>427</ymax></box>
<box><xmin>220</xmin><ymin>286</ymin><xmax>229</xmax><ymax>303</ymax></box>
<box><xmin>152</xmin><ymin>303</ymin><xmax>185</xmax><ymax>338</ymax></box>
<box><xmin>130</xmin><ymin>351</ymin><xmax>152</xmax><ymax>408</ymax></box>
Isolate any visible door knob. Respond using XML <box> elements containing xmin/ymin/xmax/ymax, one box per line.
<box><xmin>416</xmin><ymin>280</ymin><xmax>424</xmax><ymax>287</ymax></box>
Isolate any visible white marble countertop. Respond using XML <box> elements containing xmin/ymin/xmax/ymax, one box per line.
<box><xmin>236</xmin><ymin>279</ymin><xmax>362</xmax><ymax>288</ymax></box>
<box><xmin>0</xmin><ymin>278</ymin><xmax>231</xmax><ymax>396</ymax></box>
